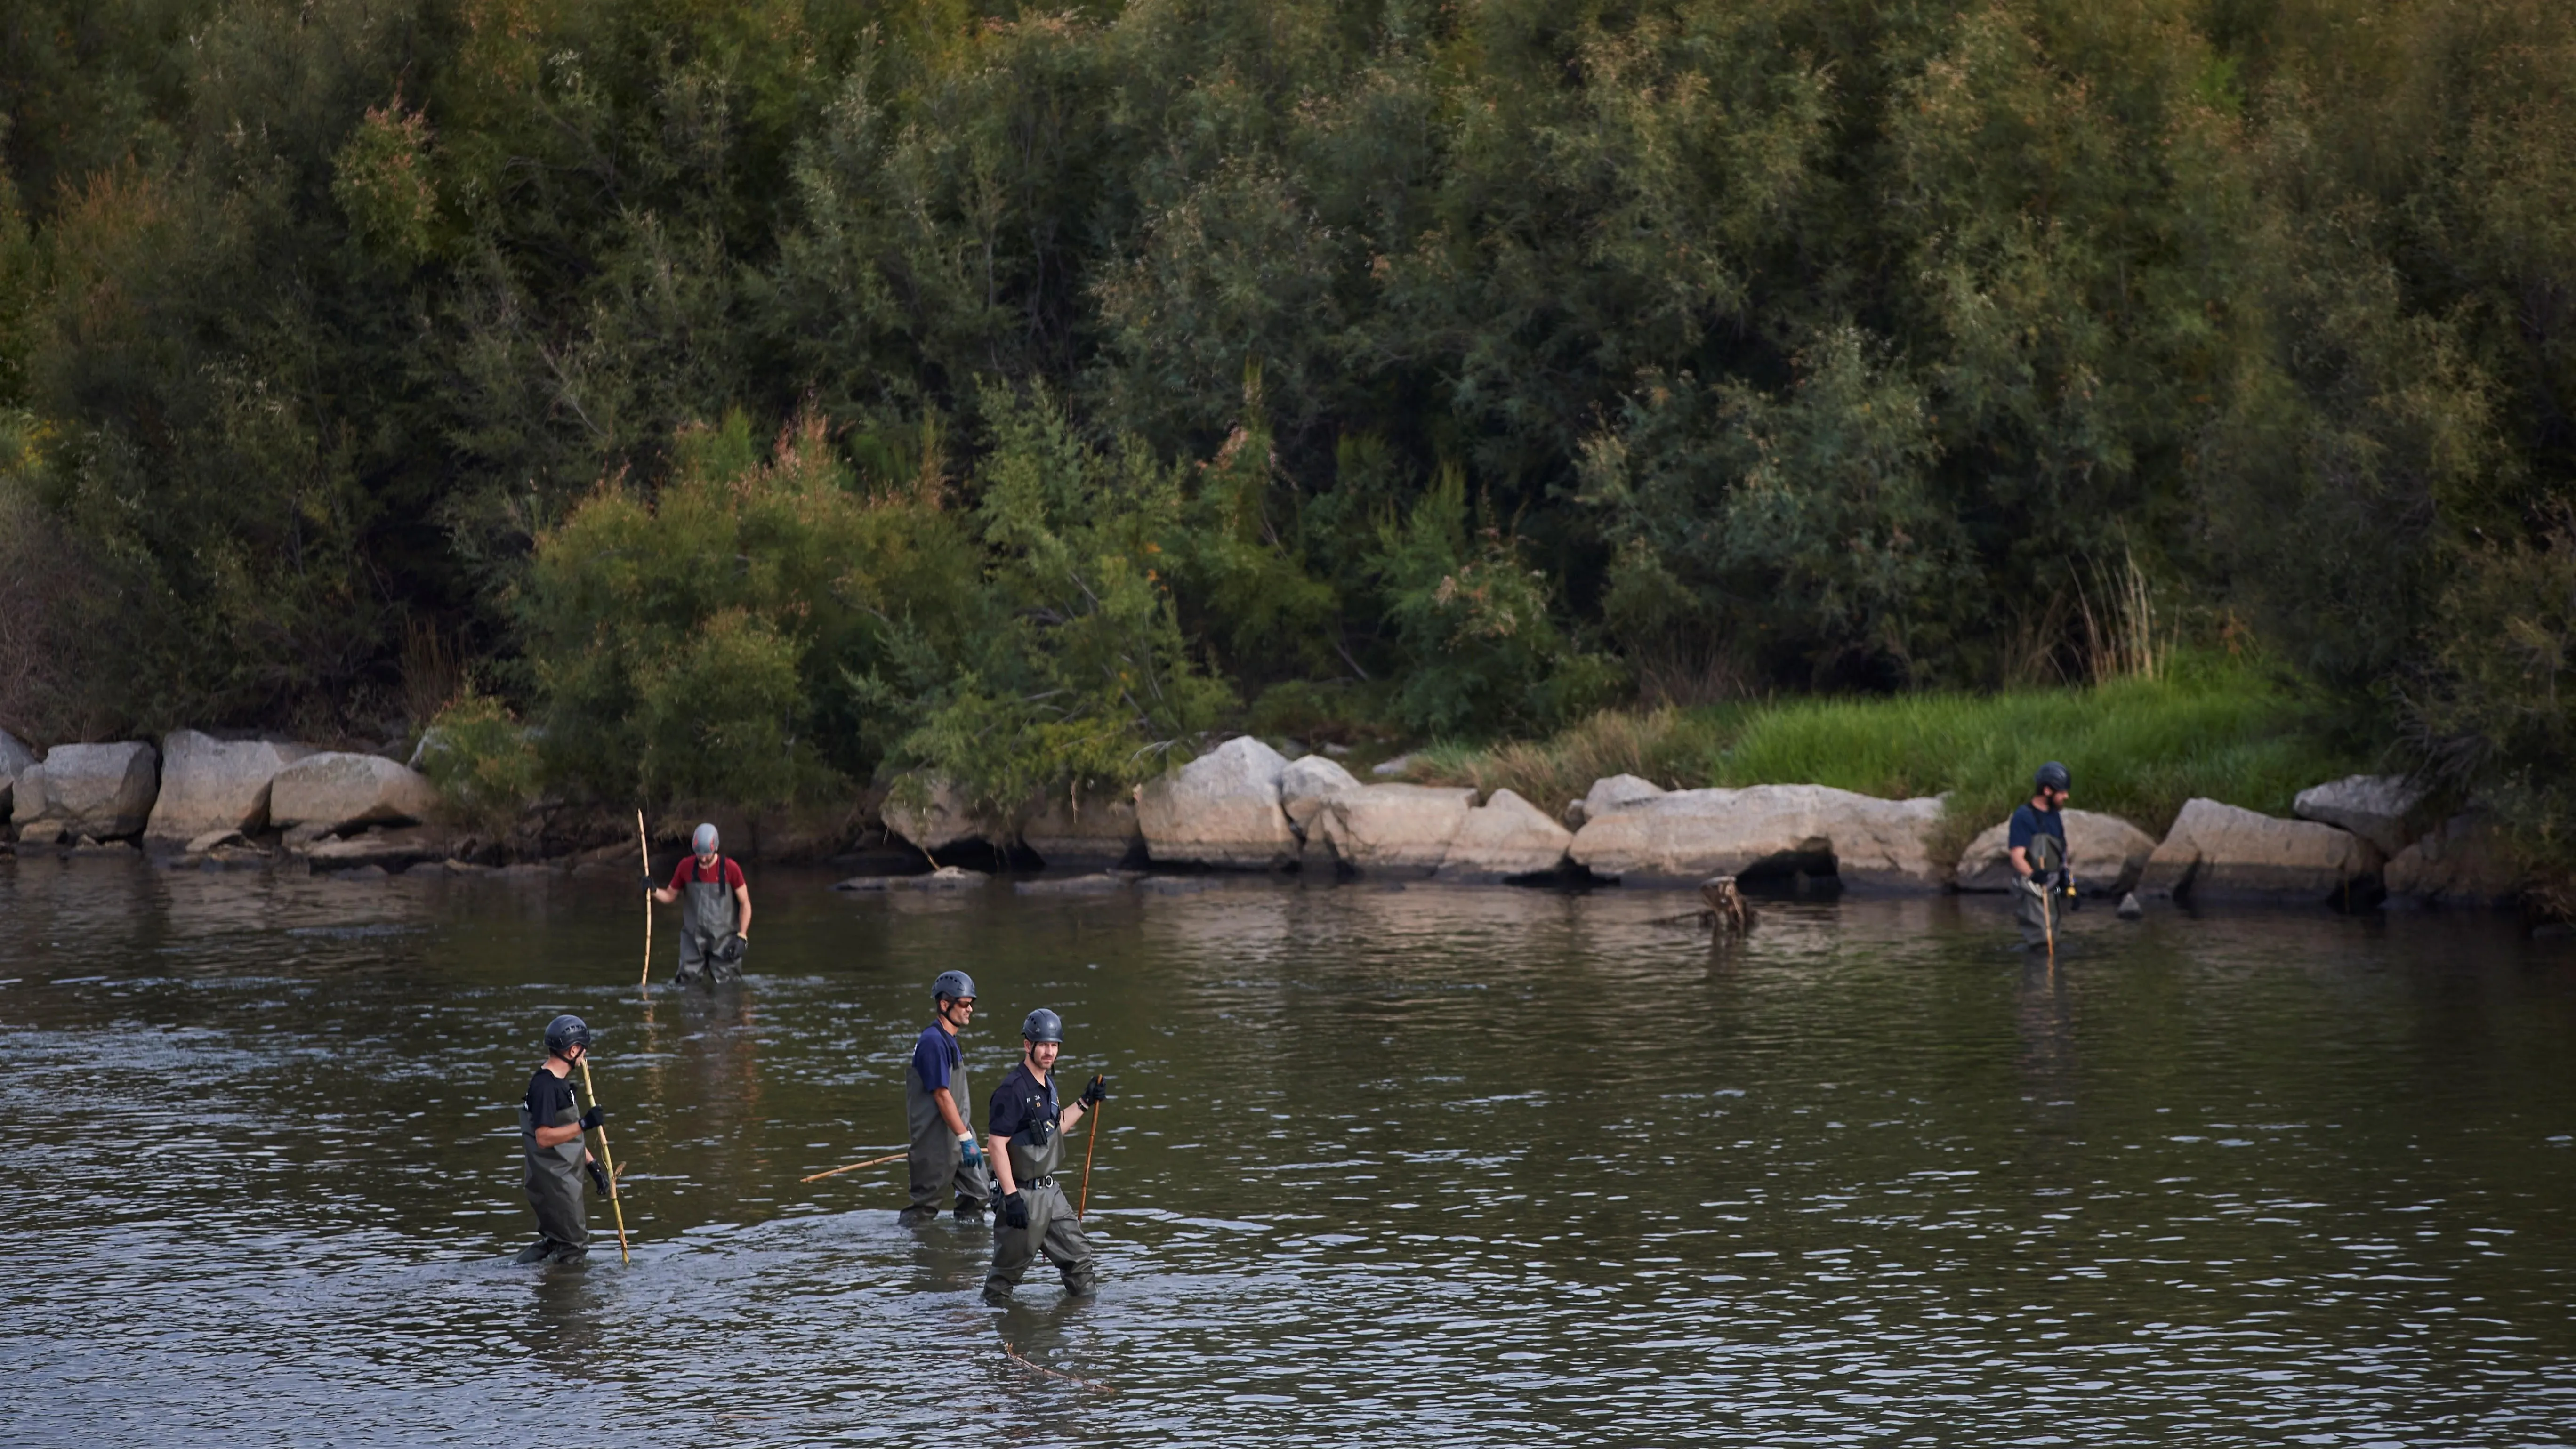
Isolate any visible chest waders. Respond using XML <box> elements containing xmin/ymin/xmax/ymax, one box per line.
<box><xmin>904</xmin><ymin>1034</ymin><xmax>991</xmax><ymax>1221</ymax></box>
<box><xmin>518</xmin><ymin>1096</ymin><xmax>588</xmax><ymax>1263</ymax></box>
<box><xmin>982</xmin><ymin>1077</ymin><xmax>1098</xmax><ymax>1304</ymax></box>
<box><xmin>675</xmin><ymin>859</ymin><xmax>741</xmax><ymax>986</ymax></box>
<box><xmin>2018</xmin><ymin>831</ymin><xmax>2066</xmax><ymax>950</ymax></box>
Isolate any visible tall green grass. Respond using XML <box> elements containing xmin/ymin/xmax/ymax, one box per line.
<box><xmin>1409</xmin><ymin>653</ymin><xmax>2367</xmax><ymax>840</ymax></box>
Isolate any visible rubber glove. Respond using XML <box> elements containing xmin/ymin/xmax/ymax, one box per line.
<box><xmin>585</xmin><ymin>1160</ymin><xmax>612</xmax><ymax>1198</ymax></box>
<box><xmin>958</xmin><ymin>1133</ymin><xmax>984</xmax><ymax>1170</ymax></box>
<box><xmin>1079</xmin><ymin>1074</ymin><xmax>1107</xmax><ymax>1107</ymax></box>
<box><xmin>641</xmin><ymin>872</ymin><xmax>658</xmax><ymax>895</ymax></box>
<box><xmin>579</xmin><ymin>1104</ymin><xmax>607</xmax><ymax>1131</ymax></box>
<box><xmin>999</xmin><ymin>1191</ymin><xmax>1029</xmax><ymax>1229</ymax></box>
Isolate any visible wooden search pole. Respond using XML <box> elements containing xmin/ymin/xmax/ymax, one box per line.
<box><xmin>1078</xmin><ymin>1100</ymin><xmax>1103</xmax><ymax>1220</ymax></box>
<box><xmin>575</xmin><ymin>1055</ymin><xmax>631</xmax><ymax>1264</ymax></box>
<box><xmin>801</xmin><ymin>1149</ymin><xmax>909</xmax><ymax>1184</ymax></box>
<box><xmin>636</xmin><ymin>811</ymin><xmax>654</xmax><ymax>995</ymax></box>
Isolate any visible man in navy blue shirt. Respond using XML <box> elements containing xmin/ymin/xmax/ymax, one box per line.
<box><xmin>2008</xmin><ymin>762</ymin><xmax>2074</xmax><ymax>949</ymax></box>
<box><xmin>982</xmin><ymin>1007</ymin><xmax>1105</xmax><ymax>1305</ymax></box>
<box><xmin>902</xmin><ymin>970</ymin><xmax>991</xmax><ymax>1226</ymax></box>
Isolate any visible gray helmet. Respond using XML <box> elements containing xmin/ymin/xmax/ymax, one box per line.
<box><xmin>692</xmin><ymin>822</ymin><xmax>720</xmax><ymax>854</ymax></box>
<box><xmin>544</xmin><ymin>1014</ymin><xmax>592</xmax><ymax>1057</ymax></box>
<box><xmin>1021</xmin><ymin>1007</ymin><xmax>1063</xmax><ymax>1044</ymax></box>
<box><xmin>934</xmin><ymin>970</ymin><xmax>976</xmax><ymax>1003</ymax></box>
<box><xmin>2034</xmin><ymin>761</ymin><xmax>2071</xmax><ymax>793</ymax></box>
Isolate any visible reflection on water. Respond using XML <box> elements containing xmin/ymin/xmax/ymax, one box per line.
<box><xmin>3</xmin><ymin>853</ymin><xmax>2574</xmax><ymax>1445</ymax></box>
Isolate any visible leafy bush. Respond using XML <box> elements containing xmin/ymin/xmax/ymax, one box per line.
<box><xmin>416</xmin><ymin>689</ymin><xmax>542</xmax><ymax>835</ymax></box>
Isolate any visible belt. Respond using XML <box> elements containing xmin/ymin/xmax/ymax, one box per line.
<box><xmin>1020</xmin><ymin>1174</ymin><xmax>1055</xmax><ymax>1189</ymax></box>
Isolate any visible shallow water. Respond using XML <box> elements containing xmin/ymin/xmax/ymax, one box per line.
<box><xmin>2</xmin><ymin>854</ymin><xmax>2573</xmax><ymax>1446</ymax></box>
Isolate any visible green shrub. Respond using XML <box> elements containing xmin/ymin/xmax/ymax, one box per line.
<box><xmin>417</xmin><ymin>689</ymin><xmax>542</xmax><ymax>835</ymax></box>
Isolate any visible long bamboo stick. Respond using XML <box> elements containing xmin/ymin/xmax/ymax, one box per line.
<box><xmin>637</xmin><ymin>810</ymin><xmax>653</xmax><ymax>995</ymax></box>
<box><xmin>801</xmin><ymin>1149</ymin><xmax>909</xmax><ymax>1184</ymax></box>
<box><xmin>575</xmin><ymin>1055</ymin><xmax>631</xmax><ymax>1264</ymax></box>
<box><xmin>1079</xmin><ymin>1099</ymin><xmax>1103</xmax><ymax>1220</ymax></box>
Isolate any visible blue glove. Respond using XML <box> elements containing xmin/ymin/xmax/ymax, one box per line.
<box><xmin>958</xmin><ymin>1134</ymin><xmax>984</xmax><ymax>1170</ymax></box>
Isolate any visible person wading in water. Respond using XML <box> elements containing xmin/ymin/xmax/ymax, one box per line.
<box><xmin>901</xmin><ymin>970</ymin><xmax>993</xmax><ymax>1226</ymax></box>
<box><xmin>982</xmin><ymin>1008</ymin><xmax>1106</xmax><ymax>1305</ymax></box>
<box><xmin>2008</xmin><ymin>762</ymin><xmax>2076</xmax><ymax>950</ymax></box>
<box><xmin>650</xmin><ymin>822</ymin><xmax>752</xmax><ymax>988</ymax></box>
<box><xmin>517</xmin><ymin>1014</ymin><xmax>610</xmax><ymax>1264</ymax></box>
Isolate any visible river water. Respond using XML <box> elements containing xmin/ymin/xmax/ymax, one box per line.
<box><xmin>1</xmin><ymin>854</ymin><xmax>2571</xmax><ymax>1446</ymax></box>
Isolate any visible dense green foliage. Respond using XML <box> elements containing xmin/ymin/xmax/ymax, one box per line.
<box><xmin>0</xmin><ymin>0</ymin><xmax>2568</xmax><ymax>858</ymax></box>
<box><xmin>1414</xmin><ymin>652</ymin><xmax>2359</xmax><ymax>841</ymax></box>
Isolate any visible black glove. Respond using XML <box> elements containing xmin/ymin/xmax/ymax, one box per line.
<box><xmin>716</xmin><ymin>933</ymin><xmax>748</xmax><ymax>964</ymax></box>
<box><xmin>642</xmin><ymin>872</ymin><xmax>659</xmax><ymax>895</ymax></box>
<box><xmin>579</xmin><ymin>1104</ymin><xmax>607</xmax><ymax>1131</ymax></box>
<box><xmin>585</xmin><ymin>1160</ymin><xmax>612</xmax><ymax>1198</ymax></box>
<box><xmin>1080</xmin><ymin>1074</ymin><xmax>1107</xmax><ymax>1108</ymax></box>
<box><xmin>999</xmin><ymin>1190</ymin><xmax>1029</xmax><ymax>1229</ymax></box>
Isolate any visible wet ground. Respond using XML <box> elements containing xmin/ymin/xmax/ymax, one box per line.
<box><xmin>2</xmin><ymin>855</ymin><xmax>2572</xmax><ymax>1446</ymax></box>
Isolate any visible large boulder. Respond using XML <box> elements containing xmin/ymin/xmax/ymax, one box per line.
<box><xmin>1583</xmin><ymin>774</ymin><xmax>1668</xmax><ymax>820</ymax></box>
<box><xmin>881</xmin><ymin>773</ymin><xmax>995</xmax><ymax>854</ymax></box>
<box><xmin>1018</xmin><ymin>789</ymin><xmax>1143</xmax><ymax>868</ymax></box>
<box><xmin>2136</xmin><ymin>798</ymin><xmax>2380</xmax><ymax>902</ymax></box>
<box><xmin>1437</xmin><ymin>788</ymin><xmax>1575</xmax><ymax>882</ymax></box>
<box><xmin>268</xmin><ymin>752</ymin><xmax>441</xmax><ymax>832</ymax></box>
<box><xmin>1954</xmin><ymin>809</ymin><xmax>2159</xmax><ymax>894</ymax></box>
<box><xmin>2385</xmin><ymin>813</ymin><xmax>2520</xmax><ymax>908</ymax></box>
<box><xmin>2293</xmin><ymin>774</ymin><xmax>2427</xmax><ymax>858</ymax></box>
<box><xmin>1136</xmin><ymin>736</ymin><xmax>1296</xmax><ymax>869</ymax></box>
<box><xmin>1569</xmin><ymin>783</ymin><xmax>1948</xmax><ymax>890</ymax></box>
<box><xmin>1313</xmin><ymin>784</ymin><xmax>1478</xmax><ymax>876</ymax></box>
<box><xmin>0</xmin><ymin>727</ymin><xmax>34</xmax><ymax>819</ymax></box>
<box><xmin>1279</xmin><ymin>754</ymin><xmax>1362</xmax><ymax>837</ymax></box>
<box><xmin>144</xmin><ymin>731</ymin><xmax>312</xmax><ymax>848</ymax></box>
<box><xmin>15</xmin><ymin>741</ymin><xmax>160</xmax><ymax>841</ymax></box>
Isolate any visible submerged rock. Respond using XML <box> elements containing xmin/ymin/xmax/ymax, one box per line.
<box><xmin>1313</xmin><ymin>784</ymin><xmax>1478</xmax><ymax>876</ymax></box>
<box><xmin>2116</xmin><ymin>891</ymin><xmax>2145</xmax><ymax>919</ymax></box>
<box><xmin>1953</xmin><ymin>810</ymin><xmax>2158</xmax><ymax>894</ymax></box>
<box><xmin>2384</xmin><ymin>813</ymin><xmax>2520</xmax><ymax>908</ymax></box>
<box><xmin>145</xmin><ymin>731</ymin><xmax>312</xmax><ymax>849</ymax></box>
<box><xmin>1436</xmin><ymin>788</ymin><xmax>1575</xmax><ymax>882</ymax></box>
<box><xmin>1136</xmin><ymin>736</ymin><xmax>1297</xmax><ymax>869</ymax></box>
<box><xmin>2136</xmin><ymin>798</ymin><xmax>2379</xmax><ymax>902</ymax></box>
<box><xmin>270</xmin><ymin>752</ymin><xmax>441</xmax><ymax>833</ymax></box>
<box><xmin>1569</xmin><ymin>783</ymin><xmax>1947</xmax><ymax>890</ymax></box>
<box><xmin>2292</xmin><ymin>774</ymin><xmax>2427</xmax><ymax>858</ymax></box>
<box><xmin>1014</xmin><ymin>872</ymin><xmax>1130</xmax><ymax>896</ymax></box>
<box><xmin>305</xmin><ymin>826</ymin><xmax>452</xmax><ymax>871</ymax></box>
<box><xmin>15</xmin><ymin>741</ymin><xmax>160</xmax><ymax>841</ymax></box>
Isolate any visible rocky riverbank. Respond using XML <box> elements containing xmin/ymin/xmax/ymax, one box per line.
<box><xmin>0</xmin><ymin>726</ymin><xmax>2525</xmax><ymax>911</ymax></box>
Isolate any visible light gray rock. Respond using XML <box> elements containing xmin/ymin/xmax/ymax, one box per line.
<box><xmin>882</xmin><ymin>773</ymin><xmax>996</xmax><ymax>854</ymax></box>
<box><xmin>14</xmin><ymin>741</ymin><xmax>160</xmax><ymax>840</ymax></box>
<box><xmin>2293</xmin><ymin>774</ymin><xmax>2427</xmax><ymax>858</ymax></box>
<box><xmin>1017</xmin><ymin>789</ymin><xmax>1142</xmax><ymax>868</ymax></box>
<box><xmin>1561</xmin><ymin>799</ymin><xmax>1586</xmax><ymax>829</ymax></box>
<box><xmin>2385</xmin><ymin>813</ymin><xmax>2520</xmax><ymax>907</ymax></box>
<box><xmin>305</xmin><ymin>825</ymin><xmax>451</xmax><ymax>870</ymax></box>
<box><xmin>1137</xmin><ymin>736</ymin><xmax>1296</xmax><ymax>869</ymax></box>
<box><xmin>1569</xmin><ymin>783</ymin><xmax>1948</xmax><ymax>890</ymax></box>
<box><xmin>270</xmin><ymin>752</ymin><xmax>441</xmax><ymax>832</ymax></box>
<box><xmin>1437</xmin><ymin>788</ymin><xmax>1575</xmax><ymax>882</ymax></box>
<box><xmin>1314</xmin><ymin>784</ymin><xmax>1478</xmax><ymax>876</ymax></box>
<box><xmin>1279</xmin><ymin>755</ymin><xmax>1363</xmax><ymax>836</ymax></box>
<box><xmin>1582</xmin><ymin>773</ymin><xmax>1668</xmax><ymax>820</ymax></box>
<box><xmin>144</xmin><ymin>731</ymin><xmax>313</xmax><ymax>847</ymax></box>
<box><xmin>2136</xmin><ymin>798</ymin><xmax>2381</xmax><ymax>902</ymax></box>
<box><xmin>1954</xmin><ymin>810</ymin><xmax>2158</xmax><ymax>893</ymax></box>
<box><xmin>2116</xmin><ymin>891</ymin><xmax>2144</xmax><ymax>919</ymax></box>
<box><xmin>1370</xmin><ymin>754</ymin><xmax>1414</xmax><ymax>778</ymax></box>
<box><xmin>0</xmin><ymin>727</ymin><xmax>33</xmax><ymax>819</ymax></box>
<box><xmin>185</xmin><ymin>828</ymin><xmax>249</xmax><ymax>855</ymax></box>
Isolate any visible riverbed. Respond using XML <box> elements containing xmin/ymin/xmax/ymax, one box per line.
<box><xmin>2</xmin><ymin>855</ymin><xmax>2571</xmax><ymax>1445</ymax></box>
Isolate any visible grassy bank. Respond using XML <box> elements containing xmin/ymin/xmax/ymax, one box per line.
<box><xmin>1408</xmin><ymin>654</ymin><xmax>2368</xmax><ymax>842</ymax></box>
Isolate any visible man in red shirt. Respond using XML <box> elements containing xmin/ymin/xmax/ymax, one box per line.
<box><xmin>650</xmin><ymin>822</ymin><xmax>753</xmax><ymax>986</ymax></box>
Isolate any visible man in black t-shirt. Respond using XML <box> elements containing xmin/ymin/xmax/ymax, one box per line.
<box><xmin>516</xmin><ymin>1014</ymin><xmax>608</xmax><ymax>1264</ymax></box>
<box><xmin>982</xmin><ymin>1007</ymin><xmax>1106</xmax><ymax>1305</ymax></box>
